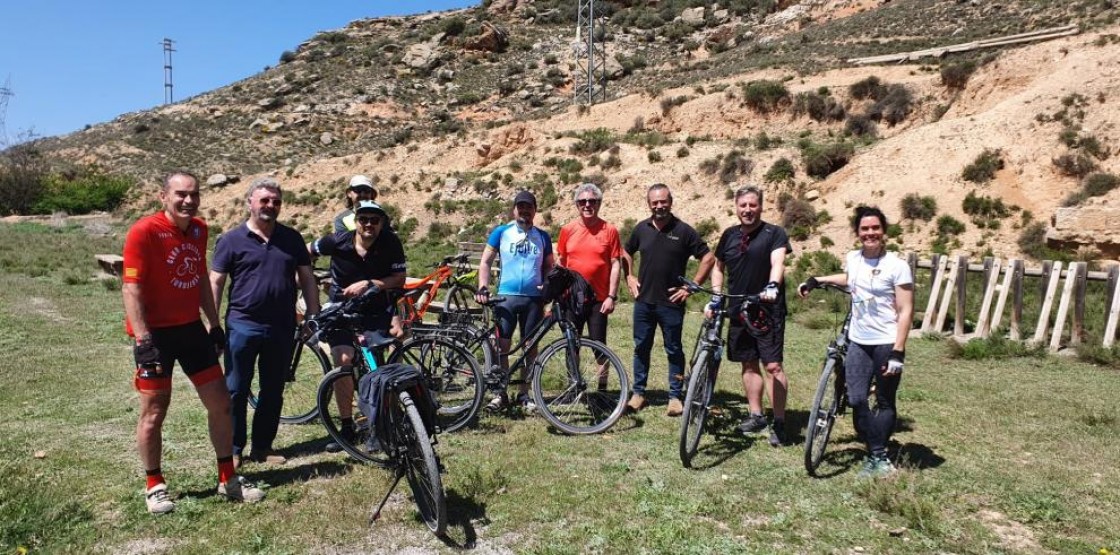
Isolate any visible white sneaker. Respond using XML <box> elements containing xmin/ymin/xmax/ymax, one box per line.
<box><xmin>145</xmin><ymin>483</ymin><xmax>175</xmax><ymax>514</ymax></box>
<box><xmin>218</xmin><ymin>475</ymin><xmax>266</xmax><ymax>503</ymax></box>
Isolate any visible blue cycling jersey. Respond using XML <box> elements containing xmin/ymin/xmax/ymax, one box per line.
<box><xmin>486</xmin><ymin>222</ymin><xmax>552</xmax><ymax>297</ymax></box>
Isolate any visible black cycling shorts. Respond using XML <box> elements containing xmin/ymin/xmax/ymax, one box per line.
<box><xmin>134</xmin><ymin>320</ymin><xmax>222</xmax><ymax>391</ymax></box>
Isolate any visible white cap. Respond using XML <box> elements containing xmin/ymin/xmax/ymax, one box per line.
<box><xmin>348</xmin><ymin>175</ymin><xmax>374</xmax><ymax>190</ymax></box>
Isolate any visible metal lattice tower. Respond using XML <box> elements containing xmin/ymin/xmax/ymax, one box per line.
<box><xmin>161</xmin><ymin>38</ymin><xmax>176</xmax><ymax>104</ymax></box>
<box><xmin>0</xmin><ymin>75</ymin><xmax>13</xmax><ymax>148</ymax></box>
<box><xmin>574</xmin><ymin>0</ymin><xmax>608</xmax><ymax>105</ymax></box>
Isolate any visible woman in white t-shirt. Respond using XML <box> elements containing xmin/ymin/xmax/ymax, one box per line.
<box><xmin>798</xmin><ymin>206</ymin><xmax>914</xmax><ymax>478</ymax></box>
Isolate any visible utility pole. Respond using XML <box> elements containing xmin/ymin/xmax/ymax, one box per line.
<box><xmin>161</xmin><ymin>38</ymin><xmax>176</xmax><ymax>104</ymax></box>
<box><xmin>574</xmin><ymin>0</ymin><xmax>608</xmax><ymax>105</ymax></box>
<box><xmin>0</xmin><ymin>75</ymin><xmax>13</xmax><ymax>148</ymax></box>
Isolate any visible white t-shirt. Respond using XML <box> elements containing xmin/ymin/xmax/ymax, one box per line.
<box><xmin>845</xmin><ymin>250</ymin><xmax>913</xmax><ymax>345</ymax></box>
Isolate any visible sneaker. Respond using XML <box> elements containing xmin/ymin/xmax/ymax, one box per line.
<box><xmin>145</xmin><ymin>483</ymin><xmax>175</xmax><ymax>515</ymax></box>
<box><xmin>856</xmin><ymin>456</ymin><xmax>896</xmax><ymax>479</ymax></box>
<box><xmin>625</xmin><ymin>394</ymin><xmax>647</xmax><ymax>413</ymax></box>
<box><xmin>515</xmin><ymin>393</ymin><xmax>536</xmax><ymax>412</ymax></box>
<box><xmin>485</xmin><ymin>392</ymin><xmax>509</xmax><ymax>412</ymax></box>
<box><xmin>247</xmin><ymin>448</ymin><xmax>287</xmax><ymax>465</ymax></box>
<box><xmin>325</xmin><ymin>426</ymin><xmax>355</xmax><ymax>453</ymax></box>
<box><xmin>666</xmin><ymin>397</ymin><xmax>684</xmax><ymax>417</ymax></box>
<box><xmin>768</xmin><ymin>419</ymin><xmax>786</xmax><ymax>447</ymax></box>
<box><xmin>737</xmin><ymin>414</ymin><xmax>768</xmax><ymax>434</ymax></box>
<box><xmin>218</xmin><ymin>475</ymin><xmax>266</xmax><ymax>503</ymax></box>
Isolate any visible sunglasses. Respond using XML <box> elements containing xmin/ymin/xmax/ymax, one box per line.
<box><xmin>356</xmin><ymin>216</ymin><xmax>382</xmax><ymax>226</ymax></box>
<box><xmin>576</xmin><ymin>198</ymin><xmax>601</xmax><ymax>206</ymax></box>
<box><xmin>257</xmin><ymin>198</ymin><xmax>282</xmax><ymax>206</ymax></box>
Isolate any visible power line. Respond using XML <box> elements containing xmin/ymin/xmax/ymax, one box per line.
<box><xmin>161</xmin><ymin>38</ymin><xmax>176</xmax><ymax>104</ymax></box>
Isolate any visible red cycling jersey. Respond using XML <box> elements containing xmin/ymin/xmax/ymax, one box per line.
<box><xmin>122</xmin><ymin>212</ymin><xmax>209</xmax><ymax>335</ymax></box>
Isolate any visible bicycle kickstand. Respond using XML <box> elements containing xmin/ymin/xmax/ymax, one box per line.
<box><xmin>369</xmin><ymin>468</ymin><xmax>407</xmax><ymax>525</ymax></box>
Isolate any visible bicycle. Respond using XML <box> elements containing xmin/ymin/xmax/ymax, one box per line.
<box><xmin>803</xmin><ymin>282</ymin><xmax>854</xmax><ymax>477</ymax></box>
<box><xmin>446</xmin><ymin>288</ymin><xmax>630</xmax><ymax>435</ymax></box>
<box><xmin>676</xmin><ymin>277</ymin><xmax>762</xmax><ymax>468</ymax></box>
<box><xmin>303</xmin><ymin>287</ymin><xmax>464</xmax><ymax>535</ymax></box>
<box><xmin>397</xmin><ymin>253</ymin><xmax>487</xmax><ymax>329</ymax></box>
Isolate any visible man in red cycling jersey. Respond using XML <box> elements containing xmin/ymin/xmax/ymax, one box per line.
<box><xmin>122</xmin><ymin>170</ymin><xmax>264</xmax><ymax>514</ymax></box>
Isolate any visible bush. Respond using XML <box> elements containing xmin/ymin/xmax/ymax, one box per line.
<box><xmin>0</xmin><ymin>144</ymin><xmax>48</xmax><ymax>215</ymax></box>
<box><xmin>764</xmin><ymin>158</ymin><xmax>796</xmax><ymax>183</ymax></box>
<box><xmin>940</xmin><ymin>60</ymin><xmax>977</xmax><ymax>90</ymax></box>
<box><xmin>849</xmin><ymin>76</ymin><xmax>884</xmax><ymax>101</ymax></box>
<box><xmin>791</xmin><ymin>92</ymin><xmax>846</xmax><ymax>122</ymax></box>
<box><xmin>695</xmin><ymin>217</ymin><xmax>719</xmax><ymax>239</ymax></box>
<box><xmin>1052</xmin><ymin>153</ymin><xmax>1098</xmax><ymax>178</ymax></box>
<box><xmin>741</xmin><ymin>80</ymin><xmax>790</xmax><ymax>114</ymax></box>
<box><xmin>845</xmin><ymin>114</ymin><xmax>877</xmax><ymax>138</ymax></box>
<box><xmin>1017</xmin><ymin>221</ymin><xmax>1049</xmax><ymax>259</ymax></box>
<box><xmin>962</xmin><ymin>148</ymin><xmax>1004</xmax><ymax>183</ymax></box>
<box><xmin>802</xmin><ymin>142</ymin><xmax>854</xmax><ymax>179</ymax></box>
<box><xmin>900</xmin><ymin>194</ymin><xmax>937</xmax><ymax>221</ymax></box>
<box><xmin>961</xmin><ymin>191</ymin><xmax>1011</xmax><ymax>220</ymax></box>
<box><xmin>936</xmin><ymin>215</ymin><xmax>966</xmax><ymax>236</ymax></box>
<box><xmin>1082</xmin><ymin>172</ymin><xmax>1120</xmax><ymax>197</ymax></box>
<box><xmin>569</xmin><ymin>128</ymin><xmax>617</xmax><ymax>156</ymax></box>
<box><xmin>866</xmin><ymin>84</ymin><xmax>913</xmax><ymax>126</ymax></box>
<box><xmin>754</xmin><ymin>131</ymin><xmax>782</xmax><ymax>150</ymax></box>
<box><xmin>31</xmin><ymin>171</ymin><xmax>132</xmax><ymax>215</ymax></box>
<box><xmin>719</xmin><ymin>151</ymin><xmax>753</xmax><ymax>184</ymax></box>
<box><xmin>279</xmin><ymin>50</ymin><xmax>297</xmax><ymax>64</ymax></box>
<box><xmin>782</xmin><ymin>198</ymin><xmax>818</xmax><ymax>232</ymax></box>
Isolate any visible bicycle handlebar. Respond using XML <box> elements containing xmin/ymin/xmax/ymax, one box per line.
<box><xmin>677</xmin><ymin>276</ymin><xmax>761</xmax><ymax>304</ymax></box>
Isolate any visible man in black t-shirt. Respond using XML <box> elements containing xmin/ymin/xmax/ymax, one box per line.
<box><xmin>708</xmin><ymin>186</ymin><xmax>792</xmax><ymax>446</ymax></box>
<box><xmin>621</xmin><ymin>183</ymin><xmax>715</xmax><ymax>416</ymax></box>
<box><xmin>309</xmin><ymin>200</ymin><xmax>406</xmax><ymax>452</ymax></box>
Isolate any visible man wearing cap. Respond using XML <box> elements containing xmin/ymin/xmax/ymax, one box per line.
<box><xmin>475</xmin><ymin>190</ymin><xmax>554</xmax><ymax>409</ymax></box>
<box><xmin>333</xmin><ymin>175</ymin><xmax>377</xmax><ymax>233</ymax></box>
<box><xmin>210</xmin><ymin>177</ymin><xmax>320</xmax><ymax>467</ymax></box>
<box><xmin>557</xmin><ymin>183</ymin><xmax>621</xmax><ymax>358</ymax></box>
<box><xmin>309</xmin><ymin>200</ymin><xmax>406</xmax><ymax>451</ymax></box>
<box><xmin>621</xmin><ymin>183</ymin><xmax>715</xmax><ymax>417</ymax></box>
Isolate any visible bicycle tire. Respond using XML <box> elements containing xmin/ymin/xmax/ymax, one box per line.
<box><xmin>804</xmin><ymin>356</ymin><xmax>842</xmax><ymax>476</ymax></box>
<box><xmin>398</xmin><ymin>391</ymin><xmax>447</xmax><ymax>536</ymax></box>
<box><xmin>412</xmin><ymin>321</ymin><xmax>497</xmax><ymax>393</ymax></box>
<box><xmin>679</xmin><ymin>348</ymin><xmax>715</xmax><ymax>468</ymax></box>
<box><xmin>389</xmin><ymin>336</ymin><xmax>484</xmax><ymax>433</ymax></box>
<box><xmin>316</xmin><ymin>368</ymin><xmax>392</xmax><ymax>466</ymax></box>
<box><xmin>531</xmin><ymin>337</ymin><xmax>629</xmax><ymax>435</ymax></box>
<box><xmin>442</xmin><ymin>283</ymin><xmax>489</xmax><ymax>329</ymax></box>
<box><xmin>249</xmin><ymin>337</ymin><xmax>328</xmax><ymax>424</ymax></box>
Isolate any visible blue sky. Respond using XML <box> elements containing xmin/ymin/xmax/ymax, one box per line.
<box><xmin>0</xmin><ymin>1</ymin><xmax>476</xmax><ymax>142</ymax></box>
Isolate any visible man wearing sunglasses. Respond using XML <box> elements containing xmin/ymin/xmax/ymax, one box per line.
<box><xmin>309</xmin><ymin>200</ymin><xmax>406</xmax><ymax>451</ymax></box>
<box><xmin>210</xmin><ymin>178</ymin><xmax>320</xmax><ymax>467</ymax></box>
<box><xmin>557</xmin><ymin>183</ymin><xmax>621</xmax><ymax>355</ymax></box>
<box><xmin>707</xmin><ymin>186</ymin><xmax>792</xmax><ymax>446</ymax></box>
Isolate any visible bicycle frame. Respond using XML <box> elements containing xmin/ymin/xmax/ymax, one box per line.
<box><xmin>397</xmin><ymin>254</ymin><xmax>476</xmax><ymax>325</ymax></box>
<box><xmin>481</xmin><ymin>300</ymin><xmax>582</xmax><ymax>390</ymax></box>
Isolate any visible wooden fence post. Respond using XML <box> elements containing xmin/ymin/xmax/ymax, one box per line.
<box><xmin>1032</xmin><ymin>261</ymin><xmax>1063</xmax><ymax>345</ymax></box>
<box><xmin>934</xmin><ymin>257</ymin><xmax>959</xmax><ymax>333</ymax></box>
<box><xmin>1072</xmin><ymin>262</ymin><xmax>1088</xmax><ymax>346</ymax></box>
<box><xmin>1050</xmin><ymin>262</ymin><xmax>1079</xmax><ymax>352</ymax></box>
<box><xmin>907</xmin><ymin>252</ymin><xmax>918</xmax><ymax>282</ymax></box>
<box><xmin>1105</xmin><ymin>275</ymin><xmax>1120</xmax><ymax>348</ymax></box>
<box><xmin>1010</xmin><ymin>259</ymin><xmax>1025</xmax><ymax>341</ymax></box>
<box><xmin>977</xmin><ymin>258</ymin><xmax>1003</xmax><ymax>338</ymax></box>
<box><xmin>1039</xmin><ymin>261</ymin><xmax>1053</xmax><ymax>301</ymax></box>
<box><xmin>954</xmin><ymin>254</ymin><xmax>968</xmax><ymax>337</ymax></box>
<box><xmin>1106</xmin><ymin>265</ymin><xmax>1119</xmax><ymax>323</ymax></box>
<box><xmin>922</xmin><ymin>256</ymin><xmax>949</xmax><ymax>332</ymax></box>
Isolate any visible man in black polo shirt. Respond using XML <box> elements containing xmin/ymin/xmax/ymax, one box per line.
<box><xmin>210</xmin><ymin>178</ymin><xmax>320</xmax><ymax>466</ymax></box>
<box><xmin>622</xmin><ymin>183</ymin><xmax>715</xmax><ymax>416</ymax></box>
<box><xmin>707</xmin><ymin>185</ymin><xmax>793</xmax><ymax>446</ymax></box>
<box><xmin>309</xmin><ymin>200</ymin><xmax>406</xmax><ymax>451</ymax></box>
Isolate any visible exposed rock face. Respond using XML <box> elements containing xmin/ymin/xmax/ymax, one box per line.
<box><xmin>475</xmin><ymin>123</ymin><xmax>536</xmax><ymax>166</ymax></box>
<box><xmin>462</xmin><ymin>22</ymin><xmax>509</xmax><ymax>52</ymax></box>
<box><xmin>402</xmin><ymin>43</ymin><xmax>440</xmax><ymax>70</ymax></box>
<box><xmin>681</xmin><ymin>7</ymin><xmax>705</xmax><ymax>24</ymax></box>
<box><xmin>1049</xmin><ymin>206</ymin><xmax>1120</xmax><ymax>258</ymax></box>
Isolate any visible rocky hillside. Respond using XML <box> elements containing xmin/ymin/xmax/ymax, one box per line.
<box><xmin>25</xmin><ymin>0</ymin><xmax>1120</xmax><ymax>261</ymax></box>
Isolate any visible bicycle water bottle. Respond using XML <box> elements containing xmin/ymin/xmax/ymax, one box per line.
<box><xmin>417</xmin><ymin>289</ymin><xmax>430</xmax><ymax>308</ymax></box>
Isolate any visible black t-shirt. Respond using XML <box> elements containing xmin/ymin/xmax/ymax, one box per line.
<box><xmin>625</xmin><ymin>216</ymin><xmax>710</xmax><ymax>307</ymax></box>
<box><xmin>714</xmin><ymin>222</ymin><xmax>792</xmax><ymax>314</ymax></box>
<box><xmin>311</xmin><ymin>230</ymin><xmax>406</xmax><ymax>311</ymax></box>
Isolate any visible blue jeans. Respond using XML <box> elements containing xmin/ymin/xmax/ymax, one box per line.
<box><xmin>631</xmin><ymin>301</ymin><xmax>686</xmax><ymax>398</ymax></box>
<box><xmin>225</xmin><ymin>321</ymin><xmax>296</xmax><ymax>455</ymax></box>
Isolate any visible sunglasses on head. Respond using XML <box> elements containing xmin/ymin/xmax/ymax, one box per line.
<box><xmin>576</xmin><ymin>198</ymin><xmax>601</xmax><ymax>206</ymax></box>
<box><xmin>357</xmin><ymin>216</ymin><xmax>382</xmax><ymax>226</ymax></box>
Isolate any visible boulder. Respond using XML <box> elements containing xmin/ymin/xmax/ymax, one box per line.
<box><xmin>681</xmin><ymin>7</ymin><xmax>705</xmax><ymax>24</ymax></box>
<box><xmin>1049</xmin><ymin>206</ymin><xmax>1120</xmax><ymax>257</ymax></box>
<box><xmin>320</xmin><ymin>132</ymin><xmax>334</xmax><ymax>146</ymax></box>
<box><xmin>206</xmin><ymin>174</ymin><xmax>230</xmax><ymax>188</ymax></box>
<box><xmin>402</xmin><ymin>43</ymin><xmax>440</xmax><ymax>70</ymax></box>
<box><xmin>257</xmin><ymin>97</ymin><xmax>282</xmax><ymax>110</ymax></box>
<box><xmin>462</xmin><ymin>22</ymin><xmax>509</xmax><ymax>53</ymax></box>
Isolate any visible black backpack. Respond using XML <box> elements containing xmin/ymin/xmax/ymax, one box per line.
<box><xmin>544</xmin><ymin>266</ymin><xmax>597</xmax><ymax>317</ymax></box>
<box><xmin>357</xmin><ymin>363</ymin><xmax>441</xmax><ymax>444</ymax></box>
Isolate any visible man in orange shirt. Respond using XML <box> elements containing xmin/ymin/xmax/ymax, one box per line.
<box><xmin>122</xmin><ymin>171</ymin><xmax>264</xmax><ymax>514</ymax></box>
<box><xmin>557</xmin><ymin>183</ymin><xmax>622</xmax><ymax>375</ymax></box>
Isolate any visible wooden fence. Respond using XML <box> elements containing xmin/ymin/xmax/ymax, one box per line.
<box><xmin>907</xmin><ymin>253</ymin><xmax>1120</xmax><ymax>350</ymax></box>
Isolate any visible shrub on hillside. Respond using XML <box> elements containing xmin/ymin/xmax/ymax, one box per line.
<box><xmin>849</xmin><ymin>76</ymin><xmax>885</xmax><ymax>101</ymax></box>
<box><xmin>962</xmin><ymin>148</ymin><xmax>1004</xmax><ymax>183</ymax></box>
<box><xmin>899</xmin><ymin>194</ymin><xmax>937</xmax><ymax>221</ymax></box>
<box><xmin>718</xmin><ymin>150</ymin><xmax>753</xmax><ymax>184</ymax></box>
<box><xmin>1052</xmin><ymin>153</ymin><xmax>1098</xmax><ymax>178</ymax></box>
<box><xmin>1082</xmin><ymin>172</ymin><xmax>1120</xmax><ymax>196</ymax></box>
<box><xmin>0</xmin><ymin>144</ymin><xmax>48</xmax><ymax>216</ymax></box>
<box><xmin>845</xmin><ymin>114</ymin><xmax>877</xmax><ymax>138</ymax></box>
<box><xmin>1017</xmin><ymin>221</ymin><xmax>1049</xmax><ymax>259</ymax></box>
<box><xmin>802</xmin><ymin>142</ymin><xmax>854</xmax><ymax>179</ymax></box>
<box><xmin>936</xmin><ymin>215</ymin><xmax>966</xmax><ymax>236</ymax></box>
<box><xmin>782</xmin><ymin>198</ymin><xmax>818</xmax><ymax>240</ymax></box>
<box><xmin>940</xmin><ymin>60</ymin><xmax>977</xmax><ymax>90</ymax></box>
<box><xmin>741</xmin><ymin>80</ymin><xmax>790</xmax><ymax>114</ymax></box>
<box><xmin>865</xmin><ymin>84</ymin><xmax>913</xmax><ymax>126</ymax></box>
<box><xmin>569</xmin><ymin>128</ymin><xmax>617</xmax><ymax>156</ymax></box>
<box><xmin>791</xmin><ymin>92</ymin><xmax>846</xmax><ymax>122</ymax></box>
<box><xmin>279</xmin><ymin>50</ymin><xmax>297</xmax><ymax>64</ymax></box>
<box><xmin>764</xmin><ymin>157</ymin><xmax>796</xmax><ymax>183</ymax></box>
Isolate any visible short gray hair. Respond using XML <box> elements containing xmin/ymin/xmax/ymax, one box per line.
<box><xmin>573</xmin><ymin>182</ymin><xmax>603</xmax><ymax>201</ymax></box>
<box><xmin>734</xmin><ymin>185</ymin><xmax>763</xmax><ymax>204</ymax></box>
<box><xmin>246</xmin><ymin>177</ymin><xmax>282</xmax><ymax>200</ymax></box>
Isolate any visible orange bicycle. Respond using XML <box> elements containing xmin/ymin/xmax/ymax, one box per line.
<box><xmin>397</xmin><ymin>253</ymin><xmax>488</xmax><ymax>329</ymax></box>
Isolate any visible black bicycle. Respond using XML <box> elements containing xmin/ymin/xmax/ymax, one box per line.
<box><xmin>677</xmin><ymin>277</ymin><xmax>762</xmax><ymax>468</ymax></box>
<box><xmin>803</xmin><ymin>283</ymin><xmax>854</xmax><ymax>477</ymax></box>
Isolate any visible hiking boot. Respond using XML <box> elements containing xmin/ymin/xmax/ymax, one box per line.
<box><xmin>247</xmin><ymin>448</ymin><xmax>287</xmax><ymax>465</ymax></box>
<box><xmin>666</xmin><ymin>397</ymin><xmax>684</xmax><ymax>417</ymax></box>
<box><xmin>218</xmin><ymin>475</ymin><xmax>266</xmax><ymax>503</ymax></box>
<box><xmin>737</xmin><ymin>413</ymin><xmax>768</xmax><ymax>434</ymax></box>
<box><xmin>626</xmin><ymin>394</ymin><xmax>647</xmax><ymax>413</ymax></box>
<box><xmin>485</xmin><ymin>392</ymin><xmax>509</xmax><ymax>412</ymax></box>
<box><xmin>768</xmin><ymin>419</ymin><xmax>786</xmax><ymax>447</ymax></box>
<box><xmin>325</xmin><ymin>425</ymin><xmax>355</xmax><ymax>453</ymax></box>
<box><xmin>145</xmin><ymin>483</ymin><xmax>175</xmax><ymax>515</ymax></box>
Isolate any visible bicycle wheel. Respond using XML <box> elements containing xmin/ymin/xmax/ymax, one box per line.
<box><xmin>531</xmin><ymin>337</ymin><xmax>629</xmax><ymax>435</ymax></box>
<box><xmin>679</xmin><ymin>348</ymin><xmax>716</xmax><ymax>468</ymax></box>
<box><xmin>249</xmin><ymin>337</ymin><xmax>327</xmax><ymax>424</ymax></box>
<box><xmin>804</xmin><ymin>357</ymin><xmax>842</xmax><ymax>476</ymax></box>
<box><xmin>389</xmin><ymin>336</ymin><xmax>484</xmax><ymax>433</ymax></box>
<box><xmin>397</xmin><ymin>391</ymin><xmax>447</xmax><ymax>536</ymax></box>
<box><xmin>316</xmin><ymin>368</ymin><xmax>391</xmax><ymax>466</ymax></box>
<box><xmin>442</xmin><ymin>283</ymin><xmax>489</xmax><ymax>329</ymax></box>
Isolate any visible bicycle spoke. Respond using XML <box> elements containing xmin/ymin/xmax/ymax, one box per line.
<box><xmin>533</xmin><ymin>338</ymin><xmax>628</xmax><ymax>435</ymax></box>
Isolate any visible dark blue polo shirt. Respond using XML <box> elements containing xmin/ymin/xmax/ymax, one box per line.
<box><xmin>212</xmin><ymin>222</ymin><xmax>312</xmax><ymax>331</ymax></box>
<box><xmin>310</xmin><ymin>230</ymin><xmax>406</xmax><ymax>312</ymax></box>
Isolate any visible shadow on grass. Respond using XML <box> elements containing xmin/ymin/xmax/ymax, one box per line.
<box><xmin>436</xmin><ymin>488</ymin><xmax>489</xmax><ymax>548</ymax></box>
<box><xmin>177</xmin><ymin>460</ymin><xmax>353</xmax><ymax>498</ymax></box>
<box><xmin>812</xmin><ymin>447</ymin><xmax>866</xmax><ymax>478</ymax></box>
<box><xmin>896</xmin><ymin>442</ymin><xmax>945</xmax><ymax>470</ymax></box>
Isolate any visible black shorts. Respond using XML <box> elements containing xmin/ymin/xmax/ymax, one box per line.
<box><xmin>324</xmin><ymin>312</ymin><xmax>394</xmax><ymax>349</ymax></box>
<box><xmin>134</xmin><ymin>320</ymin><xmax>222</xmax><ymax>391</ymax></box>
<box><xmin>569</xmin><ymin>301</ymin><xmax>608</xmax><ymax>343</ymax></box>
<box><xmin>727</xmin><ymin>317</ymin><xmax>785</xmax><ymax>364</ymax></box>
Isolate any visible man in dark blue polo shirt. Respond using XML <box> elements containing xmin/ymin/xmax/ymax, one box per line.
<box><xmin>309</xmin><ymin>200</ymin><xmax>406</xmax><ymax>451</ymax></box>
<box><xmin>621</xmin><ymin>183</ymin><xmax>715</xmax><ymax>416</ymax></box>
<box><xmin>210</xmin><ymin>178</ymin><xmax>319</xmax><ymax>466</ymax></box>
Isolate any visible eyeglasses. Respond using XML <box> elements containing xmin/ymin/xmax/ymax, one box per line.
<box><xmin>257</xmin><ymin>198</ymin><xmax>282</xmax><ymax>206</ymax></box>
<box><xmin>576</xmin><ymin>198</ymin><xmax>601</xmax><ymax>206</ymax></box>
<box><xmin>357</xmin><ymin>216</ymin><xmax>382</xmax><ymax>226</ymax></box>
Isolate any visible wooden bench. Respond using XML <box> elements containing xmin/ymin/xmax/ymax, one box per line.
<box><xmin>95</xmin><ymin>254</ymin><xmax>124</xmax><ymax>277</ymax></box>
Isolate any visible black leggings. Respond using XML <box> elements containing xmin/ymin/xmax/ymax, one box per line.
<box><xmin>845</xmin><ymin>342</ymin><xmax>902</xmax><ymax>458</ymax></box>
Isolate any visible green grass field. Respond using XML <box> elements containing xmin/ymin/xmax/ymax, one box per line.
<box><xmin>1</xmin><ymin>221</ymin><xmax>1118</xmax><ymax>554</ymax></box>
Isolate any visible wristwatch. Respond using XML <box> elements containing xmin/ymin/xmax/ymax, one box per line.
<box><xmin>608</xmin><ymin>294</ymin><xmax>618</xmax><ymax>301</ymax></box>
